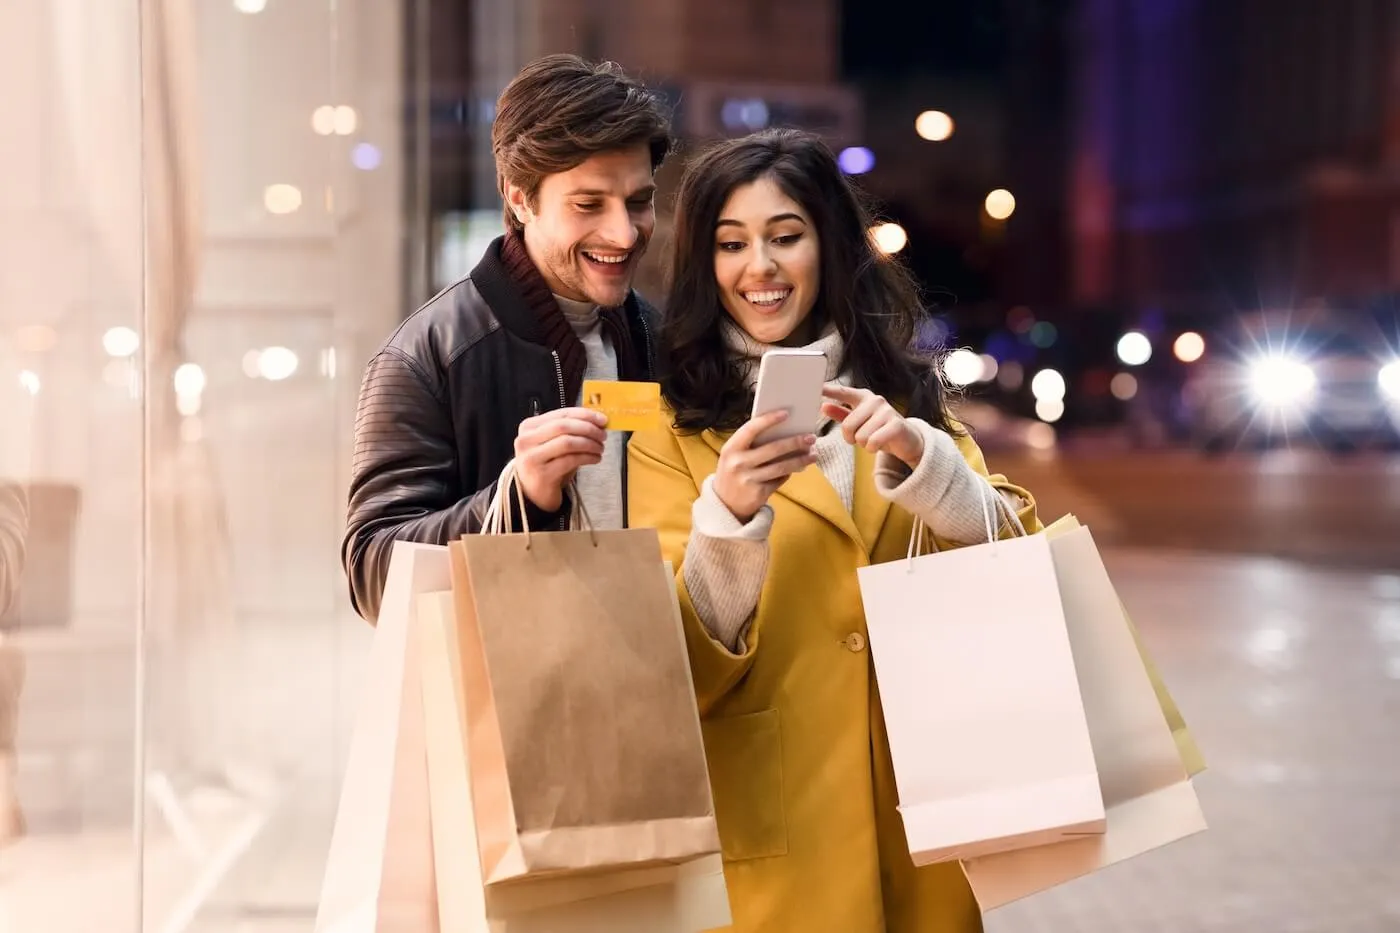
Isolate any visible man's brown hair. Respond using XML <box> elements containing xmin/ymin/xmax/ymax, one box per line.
<box><xmin>492</xmin><ymin>54</ymin><xmax>673</xmax><ymax>231</ymax></box>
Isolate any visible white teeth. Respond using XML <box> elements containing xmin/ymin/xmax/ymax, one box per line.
<box><xmin>584</xmin><ymin>251</ymin><xmax>629</xmax><ymax>264</ymax></box>
<box><xmin>744</xmin><ymin>289</ymin><xmax>791</xmax><ymax>304</ymax></box>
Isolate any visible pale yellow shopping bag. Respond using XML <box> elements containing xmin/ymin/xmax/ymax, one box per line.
<box><xmin>962</xmin><ymin>524</ymin><xmax>1207</xmax><ymax>908</ymax></box>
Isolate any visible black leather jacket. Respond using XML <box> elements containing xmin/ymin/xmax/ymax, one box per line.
<box><xmin>341</xmin><ymin>239</ymin><xmax>657</xmax><ymax>622</ymax></box>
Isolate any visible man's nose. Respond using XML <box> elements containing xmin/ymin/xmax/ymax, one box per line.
<box><xmin>598</xmin><ymin>204</ymin><xmax>639</xmax><ymax>249</ymax></box>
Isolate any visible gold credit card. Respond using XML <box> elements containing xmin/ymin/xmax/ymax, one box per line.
<box><xmin>582</xmin><ymin>380</ymin><xmax>662</xmax><ymax>432</ymax></box>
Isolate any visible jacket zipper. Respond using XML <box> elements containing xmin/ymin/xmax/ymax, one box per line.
<box><xmin>636</xmin><ymin>312</ymin><xmax>654</xmax><ymax>380</ymax></box>
<box><xmin>550</xmin><ymin>350</ymin><xmax>566</xmax><ymax>409</ymax></box>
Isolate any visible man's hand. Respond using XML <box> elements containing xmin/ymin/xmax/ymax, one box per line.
<box><xmin>512</xmin><ymin>407</ymin><xmax>609</xmax><ymax>512</ymax></box>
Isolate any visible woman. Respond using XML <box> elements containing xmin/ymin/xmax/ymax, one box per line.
<box><xmin>627</xmin><ymin>128</ymin><xmax>1042</xmax><ymax>932</ymax></box>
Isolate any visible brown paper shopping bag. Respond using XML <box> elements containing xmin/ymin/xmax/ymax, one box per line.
<box><xmin>418</xmin><ymin>570</ymin><xmax>731</xmax><ymax>932</ymax></box>
<box><xmin>856</xmin><ymin>494</ymin><xmax>1106</xmax><ymax>865</ymax></box>
<box><xmin>448</xmin><ymin>463</ymin><xmax>720</xmax><ymax>886</ymax></box>
<box><xmin>313</xmin><ymin>541</ymin><xmax>446</xmax><ymax>933</ymax></box>
<box><xmin>961</xmin><ymin>525</ymin><xmax>1207</xmax><ymax>909</ymax></box>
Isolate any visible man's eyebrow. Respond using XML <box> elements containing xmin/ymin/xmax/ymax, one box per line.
<box><xmin>564</xmin><ymin>185</ymin><xmax>658</xmax><ymax>198</ymax></box>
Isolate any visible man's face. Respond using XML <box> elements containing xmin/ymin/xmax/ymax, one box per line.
<box><xmin>509</xmin><ymin>144</ymin><xmax>656</xmax><ymax>308</ymax></box>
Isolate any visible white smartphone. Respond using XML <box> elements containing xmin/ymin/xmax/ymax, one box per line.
<box><xmin>750</xmin><ymin>348</ymin><xmax>828</xmax><ymax>446</ymax></box>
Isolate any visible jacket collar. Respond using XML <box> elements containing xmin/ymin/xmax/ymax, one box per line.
<box><xmin>469</xmin><ymin>234</ymin><xmax>654</xmax><ymax>382</ymax></box>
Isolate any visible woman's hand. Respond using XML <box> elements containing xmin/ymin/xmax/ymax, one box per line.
<box><xmin>821</xmin><ymin>384</ymin><xmax>924</xmax><ymax>468</ymax></box>
<box><xmin>712</xmin><ymin>411</ymin><xmax>817</xmax><ymax>522</ymax></box>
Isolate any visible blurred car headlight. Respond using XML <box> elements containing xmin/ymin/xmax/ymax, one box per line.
<box><xmin>1247</xmin><ymin>356</ymin><xmax>1316</xmax><ymax>407</ymax></box>
<box><xmin>1380</xmin><ymin>360</ymin><xmax>1400</xmax><ymax>401</ymax></box>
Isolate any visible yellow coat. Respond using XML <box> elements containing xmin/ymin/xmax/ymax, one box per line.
<box><xmin>628</xmin><ymin>416</ymin><xmax>1042</xmax><ymax>933</ymax></box>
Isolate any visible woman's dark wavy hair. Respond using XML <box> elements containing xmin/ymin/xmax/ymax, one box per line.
<box><xmin>660</xmin><ymin>128</ymin><xmax>959</xmax><ymax>435</ymax></box>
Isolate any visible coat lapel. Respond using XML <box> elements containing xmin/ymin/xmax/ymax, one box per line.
<box><xmin>698</xmin><ymin>431</ymin><xmax>893</xmax><ymax>557</ymax></box>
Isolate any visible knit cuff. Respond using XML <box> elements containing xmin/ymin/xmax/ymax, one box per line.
<box><xmin>874</xmin><ymin>419</ymin><xmax>1003</xmax><ymax>544</ymax></box>
<box><xmin>682</xmin><ymin>475</ymin><xmax>773</xmax><ymax>652</ymax></box>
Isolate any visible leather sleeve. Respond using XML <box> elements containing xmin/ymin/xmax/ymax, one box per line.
<box><xmin>0</xmin><ymin>482</ymin><xmax>27</xmax><ymax>620</ymax></box>
<box><xmin>340</xmin><ymin>348</ymin><xmax>563</xmax><ymax>623</ymax></box>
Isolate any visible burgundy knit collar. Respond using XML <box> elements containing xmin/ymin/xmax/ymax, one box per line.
<box><xmin>476</xmin><ymin>231</ymin><xmax>646</xmax><ymax>402</ymax></box>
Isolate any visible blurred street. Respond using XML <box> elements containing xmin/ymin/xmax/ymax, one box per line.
<box><xmin>998</xmin><ymin>447</ymin><xmax>1400</xmax><ymax>570</ymax></box>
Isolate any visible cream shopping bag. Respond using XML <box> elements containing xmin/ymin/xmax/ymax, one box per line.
<box><xmin>856</xmin><ymin>494</ymin><xmax>1106</xmax><ymax>865</ymax></box>
<box><xmin>1047</xmin><ymin>514</ymin><xmax>1205</xmax><ymax>777</ymax></box>
<box><xmin>961</xmin><ymin>524</ymin><xmax>1207</xmax><ymax>909</ymax></box>
<box><xmin>313</xmin><ymin>541</ymin><xmax>447</xmax><ymax>933</ymax></box>
<box><xmin>448</xmin><ymin>465</ymin><xmax>720</xmax><ymax>885</ymax></box>
<box><xmin>418</xmin><ymin>563</ymin><xmax>731</xmax><ymax>931</ymax></box>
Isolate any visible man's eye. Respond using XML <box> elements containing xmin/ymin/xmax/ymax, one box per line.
<box><xmin>575</xmin><ymin>202</ymin><xmax>601</xmax><ymax>212</ymax></box>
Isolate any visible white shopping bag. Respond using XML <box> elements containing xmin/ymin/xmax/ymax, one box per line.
<box><xmin>856</xmin><ymin>495</ymin><xmax>1106</xmax><ymax>865</ymax></box>
<box><xmin>314</xmin><ymin>541</ymin><xmax>447</xmax><ymax>933</ymax></box>
<box><xmin>961</xmin><ymin>524</ymin><xmax>1207</xmax><ymax>908</ymax></box>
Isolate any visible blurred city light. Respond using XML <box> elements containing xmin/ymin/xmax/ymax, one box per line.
<box><xmin>264</xmin><ymin>184</ymin><xmax>303</xmax><ymax>215</ymax></box>
<box><xmin>102</xmin><ymin>326</ymin><xmax>140</xmax><ymax>359</ymax></box>
<box><xmin>173</xmin><ymin>363</ymin><xmax>206</xmax><ymax>397</ymax></box>
<box><xmin>1035</xmin><ymin>398</ymin><xmax>1065</xmax><ymax>422</ymax></box>
<box><xmin>1031</xmin><ymin>368</ymin><xmax>1066</xmax><ymax>402</ymax></box>
<box><xmin>1029</xmin><ymin>321</ymin><xmax>1057</xmax><ymax>348</ymax></box>
<box><xmin>942</xmin><ymin>349</ymin><xmax>984</xmax><ymax>386</ymax></box>
<box><xmin>333</xmin><ymin>105</ymin><xmax>358</xmax><ymax>135</ymax></box>
<box><xmin>915</xmin><ymin>110</ymin><xmax>955</xmax><ymax>142</ymax></box>
<box><xmin>352</xmin><ymin>143</ymin><xmax>382</xmax><ymax>171</ymax></box>
<box><xmin>256</xmin><ymin>347</ymin><xmax>299</xmax><ymax>381</ymax></box>
<box><xmin>997</xmin><ymin>360</ymin><xmax>1024</xmax><ymax>391</ymax></box>
<box><xmin>233</xmin><ymin>0</ymin><xmax>267</xmax><ymax>12</ymax></box>
<box><xmin>1116</xmin><ymin>331</ymin><xmax>1152</xmax><ymax>366</ymax></box>
<box><xmin>978</xmin><ymin>353</ymin><xmax>999</xmax><ymax>382</ymax></box>
<box><xmin>984</xmin><ymin>188</ymin><xmax>1016</xmax><ymax>220</ymax></box>
<box><xmin>1174</xmin><ymin>331</ymin><xmax>1206</xmax><ymax>363</ymax></box>
<box><xmin>1025</xmin><ymin>422</ymin><xmax>1057</xmax><ymax>450</ymax></box>
<box><xmin>311</xmin><ymin>105</ymin><xmax>336</xmax><ymax>136</ymax></box>
<box><xmin>17</xmin><ymin>370</ymin><xmax>40</xmax><ymax>396</ymax></box>
<box><xmin>870</xmin><ymin>222</ymin><xmax>908</xmax><ymax>255</ymax></box>
<box><xmin>838</xmin><ymin>146</ymin><xmax>876</xmax><ymax>175</ymax></box>
<box><xmin>1110</xmin><ymin>372</ymin><xmax>1139</xmax><ymax>401</ymax></box>
<box><xmin>1380</xmin><ymin>361</ymin><xmax>1400</xmax><ymax>401</ymax></box>
<box><xmin>1247</xmin><ymin>356</ymin><xmax>1316</xmax><ymax>407</ymax></box>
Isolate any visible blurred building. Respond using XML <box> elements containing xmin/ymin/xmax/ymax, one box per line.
<box><xmin>1070</xmin><ymin>0</ymin><xmax>1396</xmax><ymax>318</ymax></box>
<box><xmin>423</xmin><ymin>0</ymin><xmax>860</xmax><ymax>300</ymax></box>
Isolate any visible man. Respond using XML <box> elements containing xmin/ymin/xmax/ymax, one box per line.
<box><xmin>342</xmin><ymin>55</ymin><xmax>672</xmax><ymax>622</ymax></box>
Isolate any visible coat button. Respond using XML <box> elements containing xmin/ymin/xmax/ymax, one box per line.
<box><xmin>844</xmin><ymin>632</ymin><xmax>867</xmax><ymax>653</ymax></box>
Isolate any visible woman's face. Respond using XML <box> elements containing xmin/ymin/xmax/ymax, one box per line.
<box><xmin>712</xmin><ymin>175</ymin><xmax>821</xmax><ymax>346</ymax></box>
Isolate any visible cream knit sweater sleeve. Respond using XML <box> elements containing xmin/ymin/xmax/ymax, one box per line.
<box><xmin>873</xmin><ymin>418</ymin><xmax>1019</xmax><ymax>544</ymax></box>
<box><xmin>680</xmin><ymin>474</ymin><xmax>773</xmax><ymax>654</ymax></box>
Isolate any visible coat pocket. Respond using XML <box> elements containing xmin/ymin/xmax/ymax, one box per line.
<box><xmin>701</xmin><ymin>708</ymin><xmax>788</xmax><ymax>861</ymax></box>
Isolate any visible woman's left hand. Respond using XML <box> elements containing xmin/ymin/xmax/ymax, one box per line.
<box><xmin>821</xmin><ymin>384</ymin><xmax>925</xmax><ymax>469</ymax></box>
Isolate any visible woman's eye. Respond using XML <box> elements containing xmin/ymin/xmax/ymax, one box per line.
<box><xmin>774</xmin><ymin>233</ymin><xmax>802</xmax><ymax>246</ymax></box>
<box><xmin>716</xmin><ymin>241</ymin><xmax>745</xmax><ymax>252</ymax></box>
